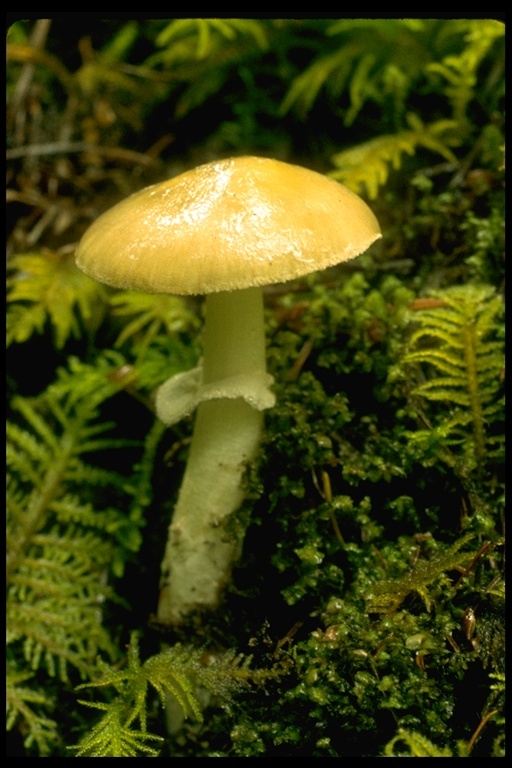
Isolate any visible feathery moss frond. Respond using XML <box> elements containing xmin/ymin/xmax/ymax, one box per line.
<box><xmin>6</xmin><ymin>251</ymin><xmax>107</xmax><ymax>348</ymax></box>
<box><xmin>6</xmin><ymin>665</ymin><xmax>58</xmax><ymax>756</ymax></box>
<box><xmin>6</xmin><ymin>358</ymin><xmax>149</xmax><ymax>751</ymax></box>
<box><xmin>281</xmin><ymin>19</ymin><xmax>502</xmax><ymax>131</ymax></box>
<box><xmin>72</xmin><ymin>698</ymin><xmax>164</xmax><ymax>757</ymax></box>
<box><xmin>154</xmin><ymin>18</ymin><xmax>268</xmax><ymax>61</ymax></box>
<box><xmin>364</xmin><ymin>534</ymin><xmax>475</xmax><ymax>614</ymax></box>
<box><xmin>110</xmin><ymin>290</ymin><xmax>199</xmax><ymax>355</ymax></box>
<box><xmin>71</xmin><ymin>632</ymin><xmax>281</xmax><ymax>757</ymax></box>
<box><xmin>403</xmin><ymin>284</ymin><xmax>504</xmax><ymax>471</ymax></box>
<box><xmin>426</xmin><ymin>19</ymin><xmax>504</xmax><ymax>125</ymax></box>
<box><xmin>279</xmin><ymin>44</ymin><xmax>362</xmax><ymax>118</ymax></box>
<box><xmin>280</xmin><ymin>19</ymin><xmax>429</xmax><ymax>121</ymax></box>
<box><xmin>45</xmin><ymin>350</ymin><xmax>133</xmax><ymax>410</ymax></box>
<box><xmin>145</xmin><ymin>18</ymin><xmax>269</xmax><ymax>118</ymax></box>
<box><xmin>330</xmin><ymin>116</ymin><xmax>457</xmax><ymax>198</ymax></box>
<box><xmin>384</xmin><ymin>728</ymin><xmax>454</xmax><ymax>757</ymax></box>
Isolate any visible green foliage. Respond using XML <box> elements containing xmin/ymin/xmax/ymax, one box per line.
<box><xmin>153</xmin><ymin>18</ymin><xmax>269</xmax><ymax>62</ymax></box>
<box><xmin>110</xmin><ymin>291</ymin><xmax>199</xmax><ymax>357</ymax></box>
<box><xmin>146</xmin><ymin>18</ymin><xmax>269</xmax><ymax>120</ymax></box>
<box><xmin>71</xmin><ymin>632</ymin><xmax>279</xmax><ymax>757</ymax></box>
<box><xmin>330</xmin><ymin>116</ymin><xmax>458</xmax><ymax>198</ymax></box>
<box><xmin>71</xmin><ymin>697</ymin><xmax>164</xmax><ymax>757</ymax></box>
<box><xmin>401</xmin><ymin>284</ymin><xmax>504</xmax><ymax>473</ymax></box>
<box><xmin>425</xmin><ymin>19</ymin><xmax>504</xmax><ymax>127</ymax></box>
<box><xmin>384</xmin><ymin>728</ymin><xmax>454</xmax><ymax>757</ymax></box>
<box><xmin>6</xmin><ymin>664</ymin><xmax>58</xmax><ymax>756</ymax></box>
<box><xmin>244</xmin><ymin>268</ymin><xmax>503</xmax><ymax>756</ymax></box>
<box><xmin>463</xmin><ymin>203</ymin><xmax>506</xmax><ymax>284</ymax></box>
<box><xmin>6</xmin><ymin>17</ymin><xmax>504</xmax><ymax>218</ymax></box>
<box><xmin>279</xmin><ymin>19</ymin><xmax>431</xmax><ymax>121</ymax></box>
<box><xmin>261</xmin><ymin>527</ymin><xmax>502</xmax><ymax>756</ymax></box>
<box><xmin>7</xmin><ymin>251</ymin><xmax>107</xmax><ymax>348</ymax></box>
<box><xmin>6</xmin><ymin>357</ymin><xmax>148</xmax><ymax>753</ymax></box>
<box><xmin>364</xmin><ymin>534</ymin><xmax>475</xmax><ymax>614</ymax></box>
<box><xmin>280</xmin><ymin>18</ymin><xmax>503</xmax><ymax>195</ymax></box>
<box><xmin>281</xmin><ymin>19</ymin><xmax>503</xmax><ymax>125</ymax></box>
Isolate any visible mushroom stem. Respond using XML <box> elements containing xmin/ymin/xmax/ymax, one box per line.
<box><xmin>157</xmin><ymin>286</ymin><xmax>270</xmax><ymax>625</ymax></box>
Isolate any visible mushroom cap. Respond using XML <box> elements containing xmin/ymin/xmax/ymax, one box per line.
<box><xmin>75</xmin><ymin>156</ymin><xmax>381</xmax><ymax>295</ymax></box>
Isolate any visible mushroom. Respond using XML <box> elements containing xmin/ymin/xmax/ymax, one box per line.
<box><xmin>75</xmin><ymin>155</ymin><xmax>381</xmax><ymax>625</ymax></box>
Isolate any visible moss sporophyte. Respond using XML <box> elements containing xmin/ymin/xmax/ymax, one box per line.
<box><xmin>75</xmin><ymin>155</ymin><xmax>381</xmax><ymax>625</ymax></box>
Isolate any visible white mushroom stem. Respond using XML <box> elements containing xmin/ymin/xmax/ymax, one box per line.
<box><xmin>156</xmin><ymin>286</ymin><xmax>274</xmax><ymax>625</ymax></box>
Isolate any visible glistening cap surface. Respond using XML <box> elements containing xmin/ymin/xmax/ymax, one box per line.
<box><xmin>75</xmin><ymin>156</ymin><xmax>381</xmax><ymax>295</ymax></box>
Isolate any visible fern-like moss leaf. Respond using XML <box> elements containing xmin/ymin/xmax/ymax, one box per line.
<box><xmin>365</xmin><ymin>534</ymin><xmax>475</xmax><ymax>614</ymax></box>
<box><xmin>110</xmin><ymin>290</ymin><xmax>199</xmax><ymax>355</ymax></box>
<box><xmin>384</xmin><ymin>728</ymin><xmax>453</xmax><ymax>757</ymax></box>
<box><xmin>7</xmin><ymin>251</ymin><xmax>107</xmax><ymax>348</ymax></box>
<box><xmin>404</xmin><ymin>284</ymin><xmax>504</xmax><ymax>470</ymax></box>
<box><xmin>6</xmin><ymin>358</ymin><xmax>151</xmax><ymax>752</ymax></box>
<box><xmin>330</xmin><ymin>116</ymin><xmax>457</xmax><ymax>198</ymax></box>
<box><xmin>72</xmin><ymin>698</ymin><xmax>164</xmax><ymax>757</ymax></box>
<box><xmin>6</xmin><ymin>665</ymin><xmax>58</xmax><ymax>756</ymax></box>
<box><xmin>71</xmin><ymin>632</ymin><xmax>284</xmax><ymax>757</ymax></box>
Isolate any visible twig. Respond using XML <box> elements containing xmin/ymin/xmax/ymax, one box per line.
<box><xmin>7</xmin><ymin>19</ymin><xmax>52</xmax><ymax>135</ymax></box>
<box><xmin>6</xmin><ymin>142</ymin><xmax>158</xmax><ymax>167</ymax></box>
<box><xmin>454</xmin><ymin>540</ymin><xmax>492</xmax><ymax>588</ymax></box>
<box><xmin>467</xmin><ymin>709</ymin><xmax>499</xmax><ymax>753</ymax></box>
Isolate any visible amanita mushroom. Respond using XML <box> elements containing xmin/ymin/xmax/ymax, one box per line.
<box><xmin>75</xmin><ymin>155</ymin><xmax>381</xmax><ymax>625</ymax></box>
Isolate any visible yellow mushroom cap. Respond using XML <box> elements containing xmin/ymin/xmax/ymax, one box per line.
<box><xmin>75</xmin><ymin>156</ymin><xmax>381</xmax><ymax>295</ymax></box>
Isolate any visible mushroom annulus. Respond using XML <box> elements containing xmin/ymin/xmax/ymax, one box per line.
<box><xmin>75</xmin><ymin>155</ymin><xmax>381</xmax><ymax>625</ymax></box>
